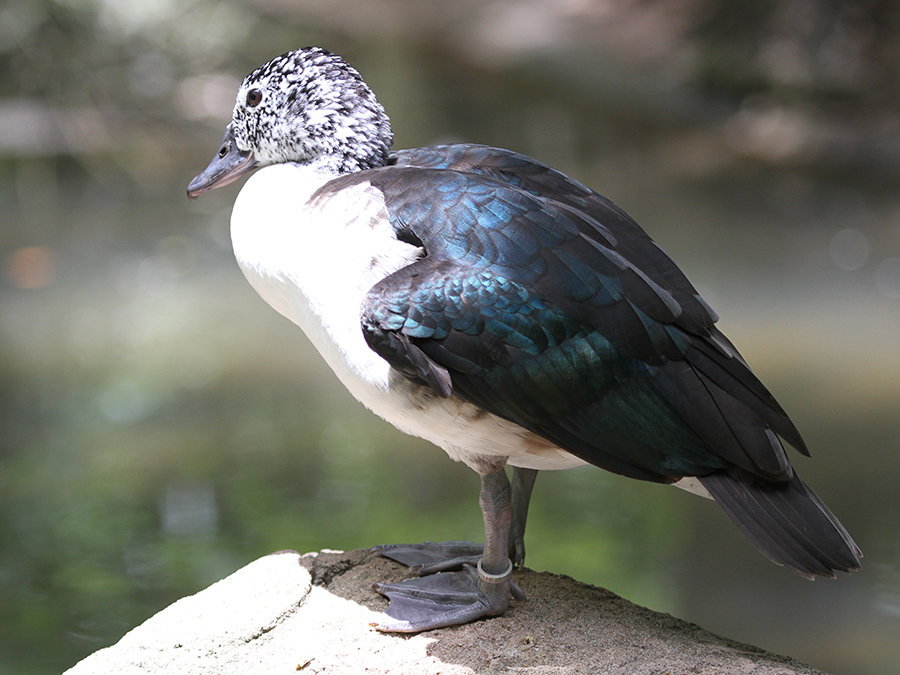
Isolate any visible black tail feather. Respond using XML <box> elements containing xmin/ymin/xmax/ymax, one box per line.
<box><xmin>699</xmin><ymin>470</ymin><xmax>861</xmax><ymax>579</ymax></box>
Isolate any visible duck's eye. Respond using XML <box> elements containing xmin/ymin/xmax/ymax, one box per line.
<box><xmin>246</xmin><ymin>88</ymin><xmax>263</xmax><ymax>107</ymax></box>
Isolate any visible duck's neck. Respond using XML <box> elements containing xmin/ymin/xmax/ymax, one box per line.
<box><xmin>229</xmin><ymin>161</ymin><xmax>336</xmax><ymax>308</ymax></box>
<box><xmin>229</xmin><ymin>161</ymin><xmax>421</xmax><ymax>388</ymax></box>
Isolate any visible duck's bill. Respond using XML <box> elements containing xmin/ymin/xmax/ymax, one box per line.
<box><xmin>187</xmin><ymin>125</ymin><xmax>258</xmax><ymax>200</ymax></box>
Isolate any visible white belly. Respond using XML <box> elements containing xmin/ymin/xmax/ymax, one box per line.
<box><xmin>229</xmin><ymin>163</ymin><xmax>587</xmax><ymax>474</ymax></box>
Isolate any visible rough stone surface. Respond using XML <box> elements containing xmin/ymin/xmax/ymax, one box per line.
<box><xmin>65</xmin><ymin>549</ymin><xmax>829</xmax><ymax>674</ymax></box>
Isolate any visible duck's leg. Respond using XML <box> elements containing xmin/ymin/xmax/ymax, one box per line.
<box><xmin>373</xmin><ymin>466</ymin><xmax>539</xmax><ymax>573</ymax></box>
<box><xmin>371</xmin><ymin>466</ymin><xmax>525</xmax><ymax>632</ymax></box>
<box><xmin>510</xmin><ymin>467</ymin><xmax>538</xmax><ymax>566</ymax></box>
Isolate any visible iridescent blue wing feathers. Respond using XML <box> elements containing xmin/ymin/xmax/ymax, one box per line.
<box><xmin>324</xmin><ymin>148</ymin><xmax>801</xmax><ymax>481</ymax></box>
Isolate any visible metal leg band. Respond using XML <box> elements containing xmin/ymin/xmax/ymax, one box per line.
<box><xmin>476</xmin><ymin>557</ymin><xmax>513</xmax><ymax>584</ymax></box>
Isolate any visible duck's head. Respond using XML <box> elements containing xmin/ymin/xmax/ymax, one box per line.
<box><xmin>188</xmin><ymin>47</ymin><xmax>393</xmax><ymax>199</ymax></box>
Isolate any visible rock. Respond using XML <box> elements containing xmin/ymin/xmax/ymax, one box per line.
<box><xmin>65</xmin><ymin>548</ymin><xmax>828</xmax><ymax>675</ymax></box>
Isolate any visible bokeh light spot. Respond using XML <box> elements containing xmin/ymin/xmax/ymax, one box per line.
<box><xmin>829</xmin><ymin>228</ymin><xmax>869</xmax><ymax>271</ymax></box>
<box><xmin>5</xmin><ymin>246</ymin><xmax>57</xmax><ymax>289</ymax></box>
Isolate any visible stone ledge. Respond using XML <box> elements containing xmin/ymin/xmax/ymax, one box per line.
<box><xmin>64</xmin><ymin>548</ymin><xmax>828</xmax><ymax>674</ymax></box>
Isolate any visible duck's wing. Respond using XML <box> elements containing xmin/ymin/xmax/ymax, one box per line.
<box><xmin>316</xmin><ymin>156</ymin><xmax>802</xmax><ymax>483</ymax></box>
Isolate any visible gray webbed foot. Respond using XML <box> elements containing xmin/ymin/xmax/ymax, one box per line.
<box><xmin>370</xmin><ymin>557</ymin><xmax>524</xmax><ymax>633</ymax></box>
<box><xmin>372</xmin><ymin>541</ymin><xmax>483</xmax><ymax>575</ymax></box>
<box><xmin>369</xmin><ymin>468</ymin><xmax>533</xmax><ymax>633</ymax></box>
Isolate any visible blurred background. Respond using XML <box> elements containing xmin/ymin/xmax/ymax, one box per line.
<box><xmin>2</xmin><ymin>0</ymin><xmax>899</xmax><ymax>673</ymax></box>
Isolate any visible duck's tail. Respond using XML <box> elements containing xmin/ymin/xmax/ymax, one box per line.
<box><xmin>698</xmin><ymin>469</ymin><xmax>861</xmax><ymax>579</ymax></box>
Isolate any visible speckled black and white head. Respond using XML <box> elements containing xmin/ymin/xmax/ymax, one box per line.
<box><xmin>234</xmin><ymin>48</ymin><xmax>393</xmax><ymax>169</ymax></box>
<box><xmin>188</xmin><ymin>47</ymin><xmax>393</xmax><ymax>198</ymax></box>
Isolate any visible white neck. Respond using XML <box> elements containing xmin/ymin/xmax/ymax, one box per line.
<box><xmin>230</xmin><ymin>162</ymin><xmax>422</xmax><ymax>396</ymax></box>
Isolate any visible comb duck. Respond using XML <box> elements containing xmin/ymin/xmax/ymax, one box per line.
<box><xmin>187</xmin><ymin>47</ymin><xmax>861</xmax><ymax>632</ymax></box>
